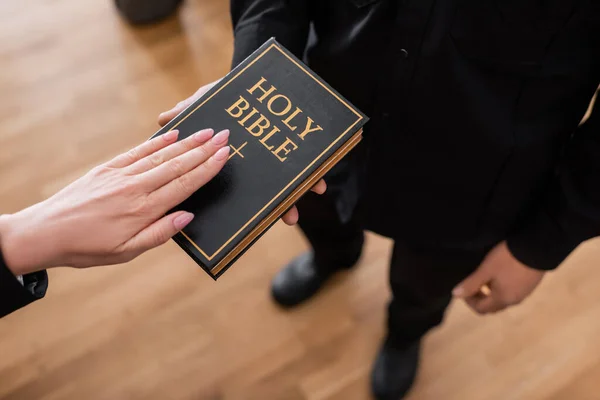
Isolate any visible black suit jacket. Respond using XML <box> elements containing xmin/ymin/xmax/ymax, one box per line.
<box><xmin>0</xmin><ymin>250</ymin><xmax>48</xmax><ymax>318</ymax></box>
<box><xmin>230</xmin><ymin>0</ymin><xmax>600</xmax><ymax>271</ymax></box>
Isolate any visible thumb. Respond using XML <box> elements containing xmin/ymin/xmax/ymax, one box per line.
<box><xmin>126</xmin><ymin>211</ymin><xmax>195</xmax><ymax>253</ymax></box>
<box><xmin>158</xmin><ymin>79</ymin><xmax>221</xmax><ymax>127</ymax></box>
<box><xmin>158</xmin><ymin>101</ymin><xmax>187</xmax><ymax>127</ymax></box>
<box><xmin>452</xmin><ymin>263</ymin><xmax>492</xmax><ymax>299</ymax></box>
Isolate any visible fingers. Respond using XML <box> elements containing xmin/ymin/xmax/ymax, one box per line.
<box><xmin>279</xmin><ymin>180</ymin><xmax>325</xmax><ymax>226</ymax></box>
<box><xmin>465</xmin><ymin>293</ymin><xmax>499</xmax><ymax>314</ymax></box>
<box><xmin>147</xmin><ymin>144</ymin><xmax>230</xmax><ymax>211</ymax></box>
<box><xmin>459</xmin><ymin>278</ymin><xmax>510</xmax><ymax>315</ymax></box>
<box><xmin>107</xmin><ymin>130</ymin><xmax>180</xmax><ymax>168</ymax></box>
<box><xmin>126</xmin><ymin>129</ymin><xmax>214</xmax><ymax>175</ymax></box>
<box><xmin>158</xmin><ymin>79</ymin><xmax>221</xmax><ymax>127</ymax></box>
<box><xmin>311</xmin><ymin>179</ymin><xmax>327</xmax><ymax>195</ymax></box>
<box><xmin>464</xmin><ymin>290</ymin><xmax>505</xmax><ymax>315</ymax></box>
<box><xmin>280</xmin><ymin>180</ymin><xmax>324</xmax><ymax>226</ymax></box>
<box><xmin>158</xmin><ymin>102</ymin><xmax>190</xmax><ymax>128</ymax></box>
<box><xmin>139</xmin><ymin>129</ymin><xmax>229</xmax><ymax>192</ymax></box>
<box><xmin>452</xmin><ymin>264</ymin><xmax>492</xmax><ymax>299</ymax></box>
<box><xmin>281</xmin><ymin>206</ymin><xmax>299</xmax><ymax>225</ymax></box>
<box><xmin>452</xmin><ymin>263</ymin><xmax>497</xmax><ymax>314</ymax></box>
<box><xmin>124</xmin><ymin>211</ymin><xmax>195</xmax><ymax>254</ymax></box>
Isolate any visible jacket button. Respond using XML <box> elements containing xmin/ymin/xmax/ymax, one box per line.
<box><xmin>399</xmin><ymin>48</ymin><xmax>409</xmax><ymax>59</ymax></box>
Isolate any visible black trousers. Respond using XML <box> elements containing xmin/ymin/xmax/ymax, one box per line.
<box><xmin>296</xmin><ymin>191</ymin><xmax>493</xmax><ymax>348</ymax></box>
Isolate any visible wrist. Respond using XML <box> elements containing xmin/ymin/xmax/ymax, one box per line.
<box><xmin>0</xmin><ymin>213</ymin><xmax>34</xmax><ymax>275</ymax></box>
<box><xmin>0</xmin><ymin>214</ymin><xmax>22</xmax><ymax>275</ymax></box>
<box><xmin>0</xmin><ymin>209</ymin><xmax>61</xmax><ymax>275</ymax></box>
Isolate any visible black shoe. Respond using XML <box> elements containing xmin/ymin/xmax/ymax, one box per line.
<box><xmin>371</xmin><ymin>338</ymin><xmax>420</xmax><ymax>400</ymax></box>
<box><xmin>271</xmin><ymin>251</ymin><xmax>357</xmax><ymax>307</ymax></box>
<box><xmin>115</xmin><ymin>0</ymin><xmax>184</xmax><ymax>25</ymax></box>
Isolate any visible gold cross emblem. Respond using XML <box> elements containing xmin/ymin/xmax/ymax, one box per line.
<box><xmin>228</xmin><ymin>141</ymin><xmax>247</xmax><ymax>160</ymax></box>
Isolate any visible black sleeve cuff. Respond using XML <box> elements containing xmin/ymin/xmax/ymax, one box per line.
<box><xmin>506</xmin><ymin>206</ymin><xmax>580</xmax><ymax>271</ymax></box>
<box><xmin>0</xmin><ymin>252</ymin><xmax>48</xmax><ymax>318</ymax></box>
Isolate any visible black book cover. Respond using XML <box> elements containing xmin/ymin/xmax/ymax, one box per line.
<box><xmin>151</xmin><ymin>38</ymin><xmax>368</xmax><ymax>279</ymax></box>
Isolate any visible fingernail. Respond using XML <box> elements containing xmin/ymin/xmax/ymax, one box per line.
<box><xmin>212</xmin><ymin>129</ymin><xmax>230</xmax><ymax>145</ymax></box>
<box><xmin>163</xmin><ymin>130</ymin><xmax>179</xmax><ymax>141</ymax></box>
<box><xmin>194</xmin><ymin>128</ymin><xmax>214</xmax><ymax>142</ymax></box>
<box><xmin>174</xmin><ymin>212</ymin><xmax>194</xmax><ymax>230</ymax></box>
<box><xmin>452</xmin><ymin>287</ymin><xmax>463</xmax><ymax>297</ymax></box>
<box><xmin>213</xmin><ymin>146</ymin><xmax>230</xmax><ymax>161</ymax></box>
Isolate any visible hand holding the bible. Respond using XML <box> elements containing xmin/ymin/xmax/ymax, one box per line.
<box><xmin>157</xmin><ymin>79</ymin><xmax>328</xmax><ymax>226</ymax></box>
<box><xmin>452</xmin><ymin>242</ymin><xmax>545</xmax><ymax>314</ymax></box>
<box><xmin>0</xmin><ymin>128</ymin><xmax>230</xmax><ymax>276</ymax></box>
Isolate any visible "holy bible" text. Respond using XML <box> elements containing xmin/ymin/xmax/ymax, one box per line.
<box><xmin>225</xmin><ymin>77</ymin><xmax>324</xmax><ymax>162</ymax></box>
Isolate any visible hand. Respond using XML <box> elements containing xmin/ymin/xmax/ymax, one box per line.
<box><xmin>157</xmin><ymin>79</ymin><xmax>327</xmax><ymax>225</ymax></box>
<box><xmin>0</xmin><ymin>128</ymin><xmax>231</xmax><ymax>276</ymax></box>
<box><xmin>452</xmin><ymin>241</ymin><xmax>545</xmax><ymax>314</ymax></box>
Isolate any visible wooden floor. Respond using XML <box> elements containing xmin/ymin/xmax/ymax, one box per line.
<box><xmin>1</xmin><ymin>1</ymin><xmax>600</xmax><ymax>399</ymax></box>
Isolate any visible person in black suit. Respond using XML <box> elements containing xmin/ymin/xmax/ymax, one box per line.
<box><xmin>150</xmin><ymin>2</ymin><xmax>600</xmax><ymax>400</ymax></box>
<box><xmin>118</xmin><ymin>1</ymin><xmax>600</xmax><ymax>399</ymax></box>
<box><xmin>1</xmin><ymin>88</ymin><xmax>325</xmax><ymax>319</ymax></box>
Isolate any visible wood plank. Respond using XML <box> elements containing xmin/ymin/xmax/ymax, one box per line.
<box><xmin>1</xmin><ymin>1</ymin><xmax>599</xmax><ymax>399</ymax></box>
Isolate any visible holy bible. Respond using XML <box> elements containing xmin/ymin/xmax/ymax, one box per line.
<box><xmin>152</xmin><ymin>38</ymin><xmax>368</xmax><ymax>279</ymax></box>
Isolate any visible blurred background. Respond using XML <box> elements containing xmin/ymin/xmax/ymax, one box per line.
<box><xmin>1</xmin><ymin>1</ymin><xmax>600</xmax><ymax>399</ymax></box>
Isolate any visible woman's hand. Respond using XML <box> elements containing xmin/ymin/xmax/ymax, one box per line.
<box><xmin>0</xmin><ymin>128</ymin><xmax>230</xmax><ymax>276</ymax></box>
<box><xmin>157</xmin><ymin>79</ymin><xmax>328</xmax><ymax>225</ymax></box>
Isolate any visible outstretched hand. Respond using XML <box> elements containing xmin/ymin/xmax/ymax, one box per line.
<box><xmin>0</xmin><ymin>127</ymin><xmax>231</xmax><ymax>276</ymax></box>
<box><xmin>157</xmin><ymin>79</ymin><xmax>328</xmax><ymax>226</ymax></box>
